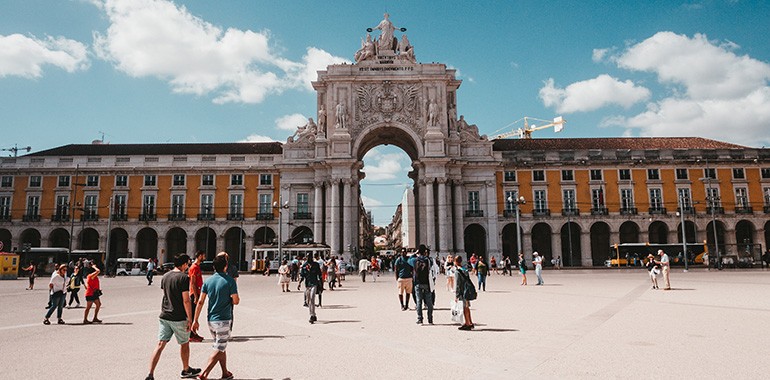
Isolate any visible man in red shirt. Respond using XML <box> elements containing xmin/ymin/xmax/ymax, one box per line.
<box><xmin>188</xmin><ymin>251</ymin><xmax>206</xmax><ymax>342</ymax></box>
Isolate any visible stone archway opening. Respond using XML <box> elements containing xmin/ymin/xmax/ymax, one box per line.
<box><xmin>224</xmin><ymin>227</ymin><xmax>246</xmax><ymax>270</ymax></box>
<box><xmin>501</xmin><ymin>223</ymin><xmax>522</xmax><ymax>259</ymax></box>
<box><xmin>79</xmin><ymin>228</ymin><xmax>100</xmax><ymax>250</ymax></box>
<box><xmin>20</xmin><ymin>228</ymin><xmax>41</xmax><ymax>249</ymax></box>
<box><xmin>619</xmin><ymin>221</ymin><xmax>640</xmax><ymax>243</ymax></box>
<box><xmin>49</xmin><ymin>228</ymin><xmax>70</xmax><ymax>249</ymax></box>
<box><xmin>590</xmin><ymin>222</ymin><xmax>611</xmax><ymax>266</ymax></box>
<box><xmin>531</xmin><ymin>223</ymin><xmax>553</xmax><ymax>264</ymax></box>
<box><xmin>560</xmin><ymin>222</ymin><xmax>582</xmax><ymax>267</ymax></box>
<box><xmin>0</xmin><ymin>228</ymin><xmax>11</xmax><ymax>252</ymax></box>
<box><xmin>196</xmin><ymin>227</ymin><xmax>217</xmax><ymax>260</ymax></box>
<box><xmin>706</xmin><ymin>220</ymin><xmax>727</xmax><ymax>255</ymax></box>
<box><xmin>136</xmin><ymin>227</ymin><xmax>158</xmax><ymax>259</ymax></box>
<box><xmin>109</xmin><ymin>228</ymin><xmax>129</xmax><ymax>259</ymax></box>
<box><xmin>166</xmin><ymin>227</ymin><xmax>187</xmax><ymax>263</ymax></box>
<box><xmin>677</xmin><ymin>221</ymin><xmax>697</xmax><ymax>243</ymax></box>
<box><xmin>463</xmin><ymin>224</ymin><xmax>486</xmax><ymax>259</ymax></box>
<box><xmin>648</xmin><ymin>221</ymin><xmax>669</xmax><ymax>244</ymax></box>
<box><xmin>289</xmin><ymin>226</ymin><xmax>313</xmax><ymax>244</ymax></box>
<box><xmin>254</xmin><ymin>227</ymin><xmax>276</xmax><ymax>245</ymax></box>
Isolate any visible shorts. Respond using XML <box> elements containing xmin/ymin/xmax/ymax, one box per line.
<box><xmin>158</xmin><ymin>318</ymin><xmax>190</xmax><ymax>344</ymax></box>
<box><xmin>208</xmin><ymin>320</ymin><xmax>232</xmax><ymax>352</ymax></box>
<box><xmin>85</xmin><ymin>294</ymin><xmax>100</xmax><ymax>302</ymax></box>
<box><xmin>397</xmin><ymin>278</ymin><xmax>413</xmax><ymax>293</ymax></box>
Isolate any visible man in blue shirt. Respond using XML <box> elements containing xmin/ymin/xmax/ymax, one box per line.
<box><xmin>394</xmin><ymin>251</ymin><xmax>413</xmax><ymax>311</ymax></box>
<box><xmin>193</xmin><ymin>253</ymin><xmax>239</xmax><ymax>380</ymax></box>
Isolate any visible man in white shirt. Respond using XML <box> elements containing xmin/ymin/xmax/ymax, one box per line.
<box><xmin>44</xmin><ymin>264</ymin><xmax>68</xmax><ymax>325</ymax></box>
<box><xmin>358</xmin><ymin>257</ymin><xmax>370</xmax><ymax>282</ymax></box>
<box><xmin>658</xmin><ymin>250</ymin><xmax>671</xmax><ymax>290</ymax></box>
<box><xmin>533</xmin><ymin>252</ymin><xmax>544</xmax><ymax>286</ymax></box>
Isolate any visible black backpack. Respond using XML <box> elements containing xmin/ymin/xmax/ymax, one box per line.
<box><xmin>460</xmin><ymin>269</ymin><xmax>477</xmax><ymax>300</ymax></box>
<box><xmin>414</xmin><ymin>256</ymin><xmax>430</xmax><ymax>284</ymax></box>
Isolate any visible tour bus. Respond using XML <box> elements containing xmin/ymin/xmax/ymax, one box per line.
<box><xmin>115</xmin><ymin>258</ymin><xmax>150</xmax><ymax>276</ymax></box>
<box><xmin>606</xmin><ymin>243</ymin><xmax>707</xmax><ymax>267</ymax></box>
<box><xmin>252</xmin><ymin>243</ymin><xmax>331</xmax><ymax>273</ymax></box>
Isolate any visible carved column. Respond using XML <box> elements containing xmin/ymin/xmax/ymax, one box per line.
<box><xmin>424</xmin><ymin>178</ymin><xmax>435</xmax><ymax>250</ymax></box>
<box><xmin>484</xmin><ymin>180</ymin><xmax>500</xmax><ymax>260</ymax></box>
<box><xmin>437</xmin><ymin>178</ymin><xmax>449</xmax><ymax>256</ymax></box>
<box><xmin>453</xmin><ymin>179</ymin><xmax>465</xmax><ymax>255</ymax></box>
<box><xmin>313</xmin><ymin>182</ymin><xmax>323</xmax><ymax>244</ymax></box>
<box><xmin>351</xmin><ymin>180</ymin><xmax>360</xmax><ymax>261</ymax></box>
<box><xmin>580</xmin><ymin>230</ymin><xmax>592</xmax><ymax>266</ymax></box>
<box><xmin>330</xmin><ymin>179</ymin><xmax>340</xmax><ymax>255</ymax></box>
<box><xmin>552</xmin><ymin>223</ymin><xmax>562</xmax><ymax>265</ymax></box>
<box><xmin>342</xmin><ymin>178</ymin><xmax>353</xmax><ymax>258</ymax></box>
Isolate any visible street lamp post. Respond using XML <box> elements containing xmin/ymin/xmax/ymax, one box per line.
<box><xmin>204</xmin><ymin>205</ymin><xmax>212</xmax><ymax>258</ymax></box>
<box><xmin>507</xmin><ymin>193</ymin><xmax>526</xmax><ymax>257</ymax></box>
<box><xmin>678</xmin><ymin>192</ymin><xmax>688</xmax><ymax>272</ymax></box>
<box><xmin>701</xmin><ymin>162</ymin><xmax>722</xmax><ymax>270</ymax></box>
<box><xmin>273</xmin><ymin>197</ymin><xmax>289</xmax><ymax>262</ymax></box>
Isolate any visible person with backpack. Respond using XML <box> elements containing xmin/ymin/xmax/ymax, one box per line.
<box><xmin>412</xmin><ymin>245</ymin><xmax>433</xmax><ymax>325</ymax></box>
<box><xmin>394</xmin><ymin>251</ymin><xmax>413</xmax><ymax>311</ymax></box>
<box><xmin>67</xmin><ymin>265</ymin><xmax>83</xmax><ymax>308</ymax></box>
<box><xmin>453</xmin><ymin>256</ymin><xmax>475</xmax><ymax>330</ymax></box>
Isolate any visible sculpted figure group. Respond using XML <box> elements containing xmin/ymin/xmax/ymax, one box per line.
<box><xmin>355</xmin><ymin>13</ymin><xmax>415</xmax><ymax>63</ymax></box>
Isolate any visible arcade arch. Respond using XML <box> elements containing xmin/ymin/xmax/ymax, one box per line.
<box><xmin>531</xmin><ymin>223</ymin><xmax>553</xmax><ymax>263</ymax></box>
<box><xmin>224</xmin><ymin>227</ymin><xmax>246</xmax><ymax>270</ymax></box>
<box><xmin>195</xmin><ymin>227</ymin><xmax>217</xmax><ymax>260</ymax></box>
<box><xmin>463</xmin><ymin>224</ymin><xmax>486</xmax><ymax>259</ymax></box>
<box><xmin>0</xmin><ymin>228</ymin><xmax>11</xmax><ymax>251</ymax></box>
<box><xmin>289</xmin><ymin>226</ymin><xmax>313</xmax><ymax>244</ymax></box>
<box><xmin>619</xmin><ymin>221</ymin><xmax>640</xmax><ymax>243</ymax></box>
<box><xmin>136</xmin><ymin>227</ymin><xmax>158</xmax><ymax>259</ymax></box>
<box><xmin>49</xmin><ymin>228</ymin><xmax>69</xmax><ymax>248</ymax></box>
<box><xmin>166</xmin><ymin>227</ymin><xmax>187</xmax><ymax>263</ymax></box>
<box><xmin>501</xmin><ymin>223</ymin><xmax>522</xmax><ymax>259</ymax></box>
<box><xmin>79</xmin><ymin>228</ymin><xmax>100</xmax><ymax>250</ymax></box>
<box><xmin>560</xmin><ymin>222</ymin><xmax>581</xmax><ymax>267</ymax></box>
<box><xmin>20</xmin><ymin>228</ymin><xmax>41</xmax><ymax>248</ymax></box>
<box><xmin>648</xmin><ymin>221</ymin><xmax>668</xmax><ymax>244</ymax></box>
<box><xmin>590</xmin><ymin>222</ymin><xmax>610</xmax><ymax>266</ymax></box>
<box><xmin>109</xmin><ymin>228</ymin><xmax>129</xmax><ymax>259</ymax></box>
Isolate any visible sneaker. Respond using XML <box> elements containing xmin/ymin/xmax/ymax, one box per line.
<box><xmin>458</xmin><ymin>324</ymin><xmax>472</xmax><ymax>331</ymax></box>
<box><xmin>189</xmin><ymin>334</ymin><xmax>204</xmax><ymax>343</ymax></box>
<box><xmin>416</xmin><ymin>320</ymin><xmax>423</xmax><ymax>325</ymax></box>
<box><xmin>82</xmin><ymin>319</ymin><xmax>92</xmax><ymax>324</ymax></box>
<box><xmin>92</xmin><ymin>318</ymin><xmax>102</xmax><ymax>324</ymax></box>
<box><xmin>145</xmin><ymin>375</ymin><xmax>154</xmax><ymax>380</ymax></box>
<box><xmin>221</xmin><ymin>371</ymin><xmax>234</xmax><ymax>380</ymax></box>
<box><xmin>43</xmin><ymin>319</ymin><xmax>50</xmax><ymax>325</ymax></box>
<box><xmin>309</xmin><ymin>315</ymin><xmax>317</xmax><ymax>324</ymax></box>
<box><xmin>181</xmin><ymin>367</ymin><xmax>202</xmax><ymax>378</ymax></box>
<box><xmin>57</xmin><ymin>319</ymin><xmax>65</xmax><ymax>325</ymax></box>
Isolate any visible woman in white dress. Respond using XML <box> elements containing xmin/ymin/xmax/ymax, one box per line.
<box><xmin>445</xmin><ymin>255</ymin><xmax>456</xmax><ymax>291</ymax></box>
<box><xmin>278</xmin><ymin>260</ymin><xmax>291</xmax><ymax>292</ymax></box>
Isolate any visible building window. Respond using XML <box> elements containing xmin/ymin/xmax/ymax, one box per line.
<box><xmin>620</xmin><ymin>189</ymin><xmax>634</xmax><ymax>210</ymax></box>
<box><xmin>170</xmin><ymin>194</ymin><xmax>185</xmax><ymax>216</ymax></box>
<box><xmin>562</xmin><ymin>189</ymin><xmax>576</xmax><ymax>210</ymax></box>
<box><xmin>619</xmin><ymin>169</ymin><xmax>631</xmax><ymax>181</ymax></box>
<box><xmin>144</xmin><ymin>175</ymin><xmax>157</xmax><ymax>187</ymax></box>
<box><xmin>55</xmin><ymin>195</ymin><xmax>69</xmax><ymax>218</ymax></box>
<box><xmin>143</xmin><ymin>194</ymin><xmax>156</xmax><ymax>215</ymax></box>
<box><xmin>202</xmin><ymin>174</ymin><xmax>214</xmax><ymax>186</ymax></box>
<box><xmin>649</xmin><ymin>188</ymin><xmax>663</xmax><ymax>210</ymax></box>
<box><xmin>764</xmin><ymin>188</ymin><xmax>770</xmax><ymax>206</ymax></box>
<box><xmin>259</xmin><ymin>174</ymin><xmax>272</xmax><ymax>186</ymax></box>
<box><xmin>115</xmin><ymin>175</ymin><xmax>128</xmax><ymax>187</ymax></box>
<box><xmin>591</xmin><ymin>188</ymin><xmax>605</xmax><ymax>210</ymax></box>
<box><xmin>86</xmin><ymin>175</ymin><xmax>99</xmax><ymax>187</ymax></box>
<box><xmin>532</xmin><ymin>170</ymin><xmax>545</xmax><ymax>182</ymax></box>
<box><xmin>675</xmin><ymin>168</ymin><xmax>688</xmax><ymax>180</ymax></box>
<box><xmin>647</xmin><ymin>169</ymin><xmax>660</xmax><ymax>180</ymax></box>
<box><xmin>231</xmin><ymin>174</ymin><xmax>243</xmax><ymax>186</ymax></box>
<box><xmin>706</xmin><ymin>187</ymin><xmax>721</xmax><ymax>207</ymax></box>
<box><xmin>26</xmin><ymin>196</ymin><xmax>40</xmax><ymax>216</ymax></box>
<box><xmin>29</xmin><ymin>176</ymin><xmax>42</xmax><ymax>187</ymax></box>
<box><xmin>468</xmin><ymin>191</ymin><xmax>480</xmax><ymax>211</ymax></box>
<box><xmin>590</xmin><ymin>169</ymin><xmax>603</xmax><ymax>181</ymax></box>
<box><xmin>704</xmin><ymin>168</ymin><xmax>717</xmax><ymax>180</ymax></box>
<box><xmin>504</xmin><ymin>190</ymin><xmax>517</xmax><ymax>211</ymax></box>
<box><xmin>561</xmin><ymin>170</ymin><xmax>574</xmax><ymax>181</ymax></box>
<box><xmin>0</xmin><ymin>196</ymin><xmax>10</xmax><ymax>219</ymax></box>
<box><xmin>84</xmin><ymin>195</ymin><xmax>98</xmax><ymax>217</ymax></box>
<box><xmin>0</xmin><ymin>176</ymin><xmax>12</xmax><ymax>188</ymax></box>
<box><xmin>229</xmin><ymin>194</ymin><xmax>243</xmax><ymax>215</ymax></box>
<box><xmin>762</xmin><ymin>168</ymin><xmax>770</xmax><ymax>179</ymax></box>
<box><xmin>200</xmin><ymin>194</ymin><xmax>213</xmax><ymax>215</ymax></box>
<box><xmin>172</xmin><ymin>174</ymin><xmax>186</xmax><ymax>186</ymax></box>
<box><xmin>534</xmin><ymin>190</ymin><xmax>547</xmax><ymax>212</ymax></box>
<box><xmin>504</xmin><ymin>171</ymin><xmax>517</xmax><ymax>182</ymax></box>
<box><xmin>735</xmin><ymin>188</ymin><xmax>749</xmax><ymax>208</ymax></box>
<box><xmin>58</xmin><ymin>176</ymin><xmax>70</xmax><ymax>187</ymax></box>
<box><xmin>258</xmin><ymin>194</ymin><xmax>272</xmax><ymax>214</ymax></box>
<box><xmin>113</xmin><ymin>194</ymin><xmax>127</xmax><ymax>216</ymax></box>
<box><xmin>678</xmin><ymin>188</ymin><xmax>692</xmax><ymax>209</ymax></box>
<box><xmin>297</xmin><ymin>193</ymin><xmax>309</xmax><ymax>214</ymax></box>
<box><xmin>732</xmin><ymin>168</ymin><xmax>745</xmax><ymax>180</ymax></box>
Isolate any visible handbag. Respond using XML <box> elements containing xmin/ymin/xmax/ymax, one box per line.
<box><xmin>450</xmin><ymin>300</ymin><xmax>465</xmax><ymax>324</ymax></box>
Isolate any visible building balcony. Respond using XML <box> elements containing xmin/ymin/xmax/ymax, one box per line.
<box><xmin>734</xmin><ymin>206</ymin><xmax>753</xmax><ymax>214</ymax></box>
<box><xmin>561</xmin><ymin>208</ymin><xmax>580</xmax><ymax>217</ymax></box>
<box><xmin>293</xmin><ymin>212</ymin><xmax>312</xmax><ymax>220</ymax></box>
<box><xmin>22</xmin><ymin>214</ymin><xmax>41</xmax><ymax>222</ymax></box>
<box><xmin>649</xmin><ymin>207</ymin><xmax>667</xmax><ymax>215</ymax></box>
<box><xmin>464</xmin><ymin>210</ymin><xmax>484</xmax><ymax>218</ymax></box>
<box><xmin>227</xmin><ymin>213</ymin><xmax>244</xmax><ymax>221</ymax></box>
<box><xmin>706</xmin><ymin>206</ymin><xmax>724</xmax><ymax>215</ymax></box>
<box><xmin>51</xmin><ymin>214</ymin><xmax>70</xmax><ymax>222</ymax></box>
<box><xmin>533</xmin><ymin>209</ymin><xmax>551</xmax><ymax>217</ymax></box>
<box><xmin>197</xmin><ymin>213</ymin><xmax>215</xmax><ymax>221</ymax></box>
<box><xmin>167</xmin><ymin>213</ymin><xmax>187</xmax><ymax>221</ymax></box>
<box><xmin>139</xmin><ymin>213</ymin><xmax>157</xmax><ymax>221</ymax></box>
<box><xmin>256</xmin><ymin>212</ymin><xmax>274</xmax><ymax>220</ymax></box>
<box><xmin>111</xmin><ymin>213</ymin><xmax>128</xmax><ymax>221</ymax></box>
<box><xmin>677</xmin><ymin>207</ymin><xmax>696</xmax><ymax>215</ymax></box>
<box><xmin>0</xmin><ymin>214</ymin><xmax>11</xmax><ymax>222</ymax></box>
<box><xmin>80</xmin><ymin>213</ymin><xmax>99</xmax><ymax>222</ymax></box>
<box><xmin>620</xmin><ymin>207</ymin><xmax>638</xmax><ymax>215</ymax></box>
<box><xmin>590</xmin><ymin>207</ymin><xmax>608</xmax><ymax>216</ymax></box>
<box><xmin>503</xmin><ymin>209</ymin><xmax>517</xmax><ymax>218</ymax></box>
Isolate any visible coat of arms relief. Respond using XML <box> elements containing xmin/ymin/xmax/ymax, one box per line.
<box><xmin>354</xmin><ymin>82</ymin><xmax>423</xmax><ymax>135</ymax></box>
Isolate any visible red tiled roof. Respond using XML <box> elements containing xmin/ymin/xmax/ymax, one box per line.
<box><xmin>26</xmin><ymin>142</ymin><xmax>283</xmax><ymax>157</ymax></box>
<box><xmin>492</xmin><ymin>137</ymin><xmax>748</xmax><ymax>151</ymax></box>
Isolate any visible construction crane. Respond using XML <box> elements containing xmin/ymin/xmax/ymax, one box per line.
<box><xmin>2</xmin><ymin>144</ymin><xmax>31</xmax><ymax>157</ymax></box>
<box><xmin>494</xmin><ymin>116</ymin><xmax>566</xmax><ymax>139</ymax></box>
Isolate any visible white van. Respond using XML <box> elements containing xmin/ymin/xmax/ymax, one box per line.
<box><xmin>116</xmin><ymin>258</ymin><xmax>150</xmax><ymax>276</ymax></box>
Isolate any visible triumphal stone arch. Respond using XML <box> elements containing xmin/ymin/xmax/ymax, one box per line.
<box><xmin>281</xmin><ymin>14</ymin><xmax>501</xmax><ymax>260</ymax></box>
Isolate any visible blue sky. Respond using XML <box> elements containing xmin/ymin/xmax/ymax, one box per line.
<box><xmin>2</xmin><ymin>0</ymin><xmax>769</xmax><ymax>225</ymax></box>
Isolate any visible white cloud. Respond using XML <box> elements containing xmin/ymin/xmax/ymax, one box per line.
<box><xmin>239</xmin><ymin>134</ymin><xmax>276</xmax><ymax>142</ymax></box>
<box><xmin>92</xmin><ymin>0</ymin><xmax>346</xmax><ymax>104</ymax></box>
<box><xmin>275</xmin><ymin>113</ymin><xmax>308</xmax><ymax>131</ymax></box>
<box><xmin>539</xmin><ymin>75</ymin><xmax>650</xmax><ymax>113</ymax></box>
<box><xmin>360</xmin><ymin>195</ymin><xmax>383</xmax><ymax>209</ymax></box>
<box><xmin>362</xmin><ymin>148</ymin><xmax>409</xmax><ymax>181</ymax></box>
<box><xmin>0</xmin><ymin>34</ymin><xmax>89</xmax><ymax>78</ymax></box>
<box><xmin>612</xmin><ymin>32</ymin><xmax>770</xmax><ymax>146</ymax></box>
<box><xmin>592</xmin><ymin>48</ymin><xmax>609</xmax><ymax>63</ymax></box>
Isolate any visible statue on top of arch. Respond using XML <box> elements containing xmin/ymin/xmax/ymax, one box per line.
<box><xmin>355</xmin><ymin>13</ymin><xmax>416</xmax><ymax>63</ymax></box>
<box><xmin>287</xmin><ymin>117</ymin><xmax>318</xmax><ymax>145</ymax></box>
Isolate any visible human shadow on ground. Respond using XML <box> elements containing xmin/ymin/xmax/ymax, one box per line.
<box><xmin>315</xmin><ymin>320</ymin><xmax>360</xmax><ymax>325</ymax></box>
<box><xmin>229</xmin><ymin>335</ymin><xmax>285</xmax><ymax>342</ymax></box>
<box><xmin>668</xmin><ymin>288</ymin><xmax>695</xmax><ymax>291</ymax></box>
<box><xmin>319</xmin><ymin>304</ymin><xmax>355</xmax><ymax>309</ymax></box>
<box><xmin>482</xmin><ymin>290</ymin><xmax>511</xmax><ymax>293</ymax></box>
<box><xmin>73</xmin><ymin>322</ymin><xmax>133</xmax><ymax>326</ymax></box>
<box><xmin>471</xmin><ymin>328</ymin><xmax>518</xmax><ymax>333</ymax></box>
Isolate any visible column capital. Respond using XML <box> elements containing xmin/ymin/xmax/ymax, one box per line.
<box><xmin>313</xmin><ymin>181</ymin><xmax>325</xmax><ymax>188</ymax></box>
<box><xmin>281</xmin><ymin>184</ymin><xmax>291</xmax><ymax>190</ymax></box>
<box><xmin>436</xmin><ymin>177</ymin><xmax>448</xmax><ymax>185</ymax></box>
